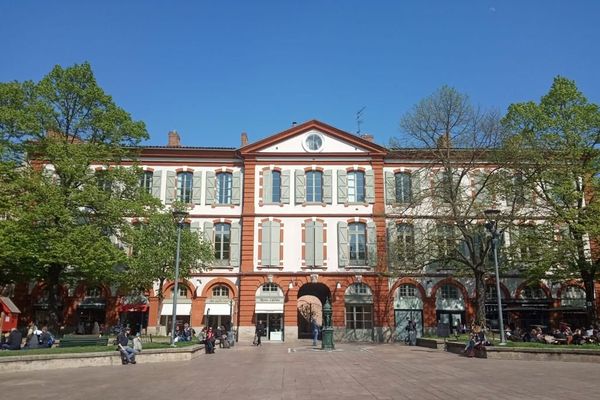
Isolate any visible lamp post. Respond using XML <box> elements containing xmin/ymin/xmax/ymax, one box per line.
<box><xmin>170</xmin><ymin>209</ymin><xmax>189</xmax><ymax>346</ymax></box>
<box><xmin>484</xmin><ymin>209</ymin><xmax>506</xmax><ymax>345</ymax></box>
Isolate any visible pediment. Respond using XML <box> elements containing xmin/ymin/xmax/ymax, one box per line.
<box><xmin>239</xmin><ymin>120</ymin><xmax>387</xmax><ymax>156</ymax></box>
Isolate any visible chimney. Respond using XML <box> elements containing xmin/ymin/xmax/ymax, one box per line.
<box><xmin>168</xmin><ymin>130</ymin><xmax>181</xmax><ymax>147</ymax></box>
<box><xmin>241</xmin><ymin>132</ymin><xmax>248</xmax><ymax>147</ymax></box>
<box><xmin>361</xmin><ymin>133</ymin><xmax>374</xmax><ymax>143</ymax></box>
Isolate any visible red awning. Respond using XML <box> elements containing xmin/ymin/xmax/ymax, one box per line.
<box><xmin>118</xmin><ymin>304</ymin><xmax>149</xmax><ymax>312</ymax></box>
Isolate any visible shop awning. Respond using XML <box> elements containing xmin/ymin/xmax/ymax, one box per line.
<box><xmin>118</xmin><ymin>304</ymin><xmax>149</xmax><ymax>313</ymax></box>
<box><xmin>204</xmin><ymin>303</ymin><xmax>230</xmax><ymax>316</ymax></box>
<box><xmin>160</xmin><ymin>303</ymin><xmax>191</xmax><ymax>316</ymax></box>
<box><xmin>255</xmin><ymin>302</ymin><xmax>284</xmax><ymax>313</ymax></box>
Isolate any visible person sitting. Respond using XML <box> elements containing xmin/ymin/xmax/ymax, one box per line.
<box><xmin>39</xmin><ymin>326</ymin><xmax>55</xmax><ymax>348</ymax></box>
<box><xmin>117</xmin><ymin>328</ymin><xmax>136</xmax><ymax>365</ymax></box>
<box><xmin>572</xmin><ymin>329</ymin><xmax>584</xmax><ymax>345</ymax></box>
<box><xmin>1</xmin><ymin>328</ymin><xmax>22</xmax><ymax>350</ymax></box>
<box><xmin>182</xmin><ymin>323</ymin><xmax>194</xmax><ymax>342</ymax></box>
<box><xmin>464</xmin><ymin>325</ymin><xmax>485</xmax><ymax>357</ymax></box>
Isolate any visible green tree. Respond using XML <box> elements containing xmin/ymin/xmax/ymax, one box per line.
<box><xmin>502</xmin><ymin>76</ymin><xmax>600</xmax><ymax>324</ymax></box>
<box><xmin>0</xmin><ymin>63</ymin><xmax>155</xmax><ymax>328</ymax></box>
<box><xmin>122</xmin><ymin>207</ymin><xmax>214</xmax><ymax>329</ymax></box>
<box><xmin>391</xmin><ymin>86</ymin><xmax>521</xmax><ymax>327</ymax></box>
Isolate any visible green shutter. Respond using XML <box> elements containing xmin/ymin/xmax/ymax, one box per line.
<box><xmin>192</xmin><ymin>171</ymin><xmax>203</xmax><ymax>205</ymax></box>
<box><xmin>152</xmin><ymin>170</ymin><xmax>162</xmax><ymax>200</ymax></box>
<box><xmin>263</xmin><ymin>170</ymin><xmax>272</xmax><ymax>203</ymax></box>
<box><xmin>270</xmin><ymin>221</ymin><xmax>280</xmax><ymax>266</ymax></box>
<box><xmin>230</xmin><ymin>222</ymin><xmax>241</xmax><ymax>267</ymax></box>
<box><xmin>281</xmin><ymin>170</ymin><xmax>290</xmax><ymax>204</ymax></box>
<box><xmin>295</xmin><ymin>169</ymin><xmax>305</xmax><ymax>204</ymax></box>
<box><xmin>323</xmin><ymin>170</ymin><xmax>332</xmax><ymax>204</ymax></box>
<box><xmin>385</xmin><ymin>171</ymin><xmax>395</xmax><ymax>205</ymax></box>
<box><xmin>367</xmin><ymin>221</ymin><xmax>377</xmax><ymax>267</ymax></box>
<box><xmin>337</xmin><ymin>170</ymin><xmax>348</xmax><ymax>203</ymax></box>
<box><xmin>338</xmin><ymin>221</ymin><xmax>348</xmax><ymax>267</ymax></box>
<box><xmin>205</xmin><ymin>171</ymin><xmax>215</xmax><ymax>205</ymax></box>
<box><xmin>314</xmin><ymin>221</ymin><xmax>324</xmax><ymax>266</ymax></box>
<box><xmin>365</xmin><ymin>169</ymin><xmax>375</xmax><ymax>203</ymax></box>
<box><xmin>232</xmin><ymin>171</ymin><xmax>241</xmax><ymax>205</ymax></box>
<box><xmin>305</xmin><ymin>221</ymin><xmax>315</xmax><ymax>267</ymax></box>
<box><xmin>203</xmin><ymin>221</ymin><xmax>214</xmax><ymax>243</ymax></box>
<box><xmin>165</xmin><ymin>171</ymin><xmax>176</xmax><ymax>205</ymax></box>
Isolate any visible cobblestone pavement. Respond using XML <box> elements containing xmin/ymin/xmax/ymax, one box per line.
<box><xmin>2</xmin><ymin>341</ymin><xmax>599</xmax><ymax>400</ymax></box>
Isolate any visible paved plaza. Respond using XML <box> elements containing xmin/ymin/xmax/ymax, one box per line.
<box><xmin>2</xmin><ymin>341</ymin><xmax>599</xmax><ymax>400</ymax></box>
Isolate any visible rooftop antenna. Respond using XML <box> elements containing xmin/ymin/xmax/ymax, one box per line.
<box><xmin>356</xmin><ymin>106</ymin><xmax>366</xmax><ymax>134</ymax></box>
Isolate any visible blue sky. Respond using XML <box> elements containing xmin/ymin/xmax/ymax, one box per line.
<box><xmin>1</xmin><ymin>1</ymin><xmax>598</xmax><ymax>147</ymax></box>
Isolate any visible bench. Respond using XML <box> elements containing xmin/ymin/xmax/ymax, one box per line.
<box><xmin>59</xmin><ymin>335</ymin><xmax>109</xmax><ymax>348</ymax></box>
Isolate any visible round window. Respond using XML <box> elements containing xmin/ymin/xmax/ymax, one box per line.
<box><xmin>304</xmin><ymin>133</ymin><xmax>323</xmax><ymax>152</ymax></box>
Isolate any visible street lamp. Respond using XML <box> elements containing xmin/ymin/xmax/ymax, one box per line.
<box><xmin>170</xmin><ymin>209</ymin><xmax>189</xmax><ymax>346</ymax></box>
<box><xmin>484</xmin><ymin>209</ymin><xmax>506</xmax><ymax>345</ymax></box>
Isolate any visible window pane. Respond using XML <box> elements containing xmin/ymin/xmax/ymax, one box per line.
<box><xmin>177</xmin><ymin>172</ymin><xmax>193</xmax><ymax>203</ymax></box>
<box><xmin>140</xmin><ymin>171</ymin><xmax>153</xmax><ymax>193</ymax></box>
<box><xmin>214</xmin><ymin>223</ymin><xmax>231</xmax><ymax>261</ymax></box>
<box><xmin>349</xmin><ymin>223</ymin><xmax>366</xmax><ymax>265</ymax></box>
<box><xmin>348</xmin><ymin>171</ymin><xmax>365</xmax><ymax>202</ymax></box>
<box><xmin>397</xmin><ymin>223</ymin><xmax>414</xmax><ymax>261</ymax></box>
<box><xmin>217</xmin><ymin>173</ymin><xmax>232</xmax><ymax>204</ymax></box>
<box><xmin>395</xmin><ymin>173</ymin><xmax>412</xmax><ymax>203</ymax></box>
<box><xmin>272</xmin><ymin>171</ymin><xmax>281</xmax><ymax>203</ymax></box>
<box><xmin>306</xmin><ymin>171</ymin><xmax>322</xmax><ymax>202</ymax></box>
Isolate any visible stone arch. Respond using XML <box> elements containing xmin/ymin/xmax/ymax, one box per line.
<box><xmin>200</xmin><ymin>277</ymin><xmax>238</xmax><ymax>299</ymax></box>
<box><xmin>164</xmin><ymin>278</ymin><xmax>196</xmax><ymax>299</ymax></box>
<box><xmin>484</xmin><ymin>278</ymin><xmax>511</xmax><ymax>300</ymax></box>
<box><xmin>515</xmin><ymin>281</ymin><xmax>552</xmax><ymax>299</ymax></box>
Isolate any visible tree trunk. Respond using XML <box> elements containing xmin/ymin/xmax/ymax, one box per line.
<box><xmin>155</xmin><ymin>278</ymin><xmax>165</xmax><ymax>328</ymax></box>
<box><xmin>474</xmin><ymin>268</ymin><xmax>487</xmax><ymax>327</ymax></box>
<box><xmin>45</xmin><ymin>264</ymin><xmax>63</xmax><ymax>332</ymax></box>
<box><xmin>581</xmin><ymin>270</ymin><xmax>597</xmax><ymax>325</ymax></box>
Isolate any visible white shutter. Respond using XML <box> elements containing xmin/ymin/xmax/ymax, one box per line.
<box><xmin>165</xmin><ymin>171</ymin><xmax>176</xmax><ymax>205</ymax></box>
<box><xmin>295</xmin><ymin>169</ymin><xmax>305</xmax><ymax>204</ymax></box>
<box><xmin>263</xmin><ymin>170</ymin><xmax>272</xmax><ymax>203</ymax></box>
<box><xmin>314</xmin><ymin>221</ymin><xmax>324</xmax><ymax>266</ymax></box>
<box><xmin>305</xmin><ymin>221</ymin><xmax>315</xmax><ymax>266</ymax></box>
<box><xmin>230</xmin><ymin>222</ymin><xmax>241</xmax><ymax>267</ymax></box>
<box><xmin>281</xmin><ymin>170</ymin><xmax>290</xmax><ymax>204</ymax></box>
<box><xmin>232</xmin><ymin>171</ymin><xmax>241</xmax><ymax>205</ymax></box>
<box><xmin>337</xmin><ymin>170</ymin><xmax>348</xmax><ymax>204</ymax></box>
<box><xmin>192</xmin><ymin>171</ymin><xmax>203</xmax><ymax>205</ymax></box>
<box><xmin>367</xmin><ymin>221</ymin><xmax>377</xmax><ymax>267</ymax></box>
<box><xmin>338</xmin><ymin>221</ymin><xmax>348</xmax><ymax>267</ymax></box>
<box><xmin>323</xmin><ymin>170</ymin><xmax>332</xmax><ymax>204</ymax></box>
<box><xmin>385</xmin><ymin>171</ymin><xmax>395</xmax><ymax>205</ymax></box>
<box><xmin>191</xmin><ymin>220</ymin><xmax>201</xmax><ymax>234</ymax></box>
<box><xmin>410</xmin><ymin>170</ymin><xmax>421</xmax><ymax>203</ymax></box>
<box><xmin>203</xmin><ymin>221</ymin><xmax>214</xmax><ymax>243</ymax></box>
<box><xmin>150</xmin><ymin>170</ymin><xmax>161</xmax><ymax>200</ymax></box>
<box><xmin>205</xmin><ymin>171</ymin><xmax>215</xmax><ymax>205</ymax></box>
<box><xmin>365</xmin><ymin>169</ymin><xmax>375</xmax><ymax>204</ymax></box>
<box><xmin>270</xmin><ymin>221</ymin><xmax>280</xmax><ymax>266</ymax></box>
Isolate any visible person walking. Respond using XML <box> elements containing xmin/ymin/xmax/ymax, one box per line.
<box><xmin>406</xmin><ymin>319</ymin><xmax>417</xmax><ymax>346</ymax></box>
<box><xmin>311</xmin><ymin>317</ymin><xmax>320</xmax><ymax>346</ymax></box>
<box><xmin>255</xmin><ymin>320</ymin><xmax>265</xmax><ymax>346</ymax></box>
<box><xmin>205</xmin><ymin>327</ymin><xmax>215</xmax><ymax>354</ymax></box>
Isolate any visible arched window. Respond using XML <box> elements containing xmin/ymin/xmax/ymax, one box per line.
<box><xmin>345</xmin><ymin>283</ymin><xmax>373</xmax><ymax>331</ymax></box>
<box><xmin>440</xmin><ymin>284</ymin><xmax>459</xmax><ymax>300</ymax></box>
<box><xmin>171</xmin><ymin>286</ymin><xmax>188</xmax><ymax>298</ymax></box>
<box><xmin>217</xmin><ymin>172</ymin><xmax>233</xmax><ymax>204</ymax></box>
<box><xmin>521</xmin><ymin>285</ymin><xmax>546</xmax><ymax>300</ymax></box>
<box><xmin>177</xmin><ymin>171</ymin><xmax>193</xmax><ymax>203</ymax></box>
<box><xmin>85</xmin><ymin>286</ymin><xmax>102</xmax><ymax>298</ymax></box>
<box><xmin>349</xmin><ymin>222</ymin><xmax>367</xmax><ymax>265</ymax></box>
<box><xmin>306</xmin><ymin>171</ymin><xmax>323</xmax><ymax>202</ymax></box>
<box><xmin>562</xmin><ymin>286</ymin><xmax>585</xmax><ymax>307</ymax></box>
<box><xmin>348</xmin><ymin>171</ymin><xmax>366</xmax><ymax>202</ymax></box>
<box><xmin>394</xmin><ymin>172</ymin><xmax>412</xmax><ymax>203</ymax></box>
<box><xmin>398</xmin><ymin>284</ymin><xmax>416</xmax><ymax>298</ymax></box>
<box><xmin>214</xmin><ymin>223</ymin><xmax>231</xmax><ymax>263</ymax></box>
<box><xmin>212</xmin><ymin>285</ymin><xmax>229</xmax><ymax>298</ymax></box>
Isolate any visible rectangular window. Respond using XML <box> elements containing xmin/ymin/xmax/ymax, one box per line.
<box><xmin>348</xmin><ymin>171</ymin><xmax>366</xmax><ymax>202</ymax></box>
<box><xmin>306</xmin><ymin>171</ymin><xmax>322</xmax><ymax>202</ymax></box>
<box><xmin>399</xmin><ymin>284</ymin><xmax>416</xmax><ymax>298</ymax></box>
<box><xmin>96</xmin><ymin>171</ymin><xmax>112</xmax><ymax>193</ymax></box>
<box><xmin>271</xmin><ymin>170</ymin><xmax>281</xmax><ymax>203</ymax></box>
<box><xmin>396</xmin><ymin>223</ymin><xmax>414</xmax><ymax>262</ymax></box>
<box><xmin>214</xmin><ymin>223</ymin><xmax>231</xmax><ymax>263</ymax></box>
<box><xmin>395</xmin><ymin>172</ymin><xmax>412</xmax><ymax>203</ymax></box>
<box><xmin>349</xmin><ymin>222</ymin><xmax>367</xmax><ymax>265</ymax></box>
<box><xmin>217</xmin><ymin>172</ymin><xmax>233</xmax><ymax>204</ymax></box>
<box><xmin>345</xmin><ymin>305</ymin><xmax>373</xmax><ymax>329</ymax></box>
<box><xmin>177</xmin><ymin>172</ymin><xmax>193</xmax><ymax>203</ymax></box>
<box><xmin>437</xmin><ymin>224</ymin><xmax>455</xmax><ymax>258</ymax></box>
<box><xmin>140</xmin><ymin>171</ymin><xmax>153</xmax><ymax>194</ymax></box>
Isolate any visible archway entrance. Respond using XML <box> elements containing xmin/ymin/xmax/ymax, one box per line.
<box><xmin>297</xmin><ymin>283</ymin><xmax>330</xmax><ymax>339</ymax></box>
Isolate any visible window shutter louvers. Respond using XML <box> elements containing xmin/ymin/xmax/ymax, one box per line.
<box><xmin>365</xmin><ymin>170</ymin><xmax>375</xmax><ymax>203</ymax></box>
<box><xmin>165</xmin><ymin>171</ymin><xmax>176</xmax><ymax>205</ymax></box>
<box><xmin>314</xmin><ymin>221</ymin><xmax>324</xmax><ymax>266</ymax></box>
<box><xmin>410</xmin><ymin>170</ymin><xmax>421</xmax><ymax>203</ymax></box>
<box><xmin>192</xmin><ymin>171</ymin><xmax>203</xmax><ymax>205</ymax></box>
<box><xmin>337</xmin><ymin>170</ymin><xmax>348</xmax><ymax>203</ymax></box>
<box><xmin>203</xmin><ymin>221</ymin><xmax>214</xmax><ymax>243</ymax></box>
<box><xmin>281</xmin><ymin>170</ymin><xmax>290</xmax><ymax>204</ymax></box>
<box><xmin>205</xmin><ymin>171</ymin><xmax>215</xmax><ymax>205</ymax></box>
<box><xmin>323</xmin><ymin>170</ymin><xmax>332</xmax><ymax>204</ymax></box>
<box><xmin>191</xmin><ymin>221</ymin><xmax>201</xmax><ymax>234</ymax></box>
<box><xmin>295</xmin><ymin>169</ymin><xmax>305</xmax><ymax>204</ymax></box>
<box><xmin>367</xmin><ymin>221</ymin><xmax>377</xmax><ymax>267</ymax></box>
<box><xmin>263</xmin><ymin>170</ymin><xmax>272</xmax><ymax>203</ymax></box>
<box><xmin>385</xmin><ymin>171</ymin><xmax>395</xmax><ymax>205</ymax></box>
<box><xmin>230</xmin><ymin>222</ymin><xmax>241</xmax><ymax>267</ymax></box>
<box><xmin>305</xmin><ymin>221</ymin><xmax>315</xmax><ymax>267</ymax></box>
<box><xmin>232</xmin><ymin>171</ymin><xmax>241</xmax><ymax>205</ymax></box>
<box><xmin>338</xmin><ymin>221</ymin><xmax>348</xmax><ymax>267</ymax></box>
<box><xmin>270</xmin><ymin>221</ymin><xmax>280</xmax><ymax>266</ymax></box>
<box><xmin>152</xmin><ymin>170</ymin><xmax>162</xmax><ymax>200</ymax></box>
